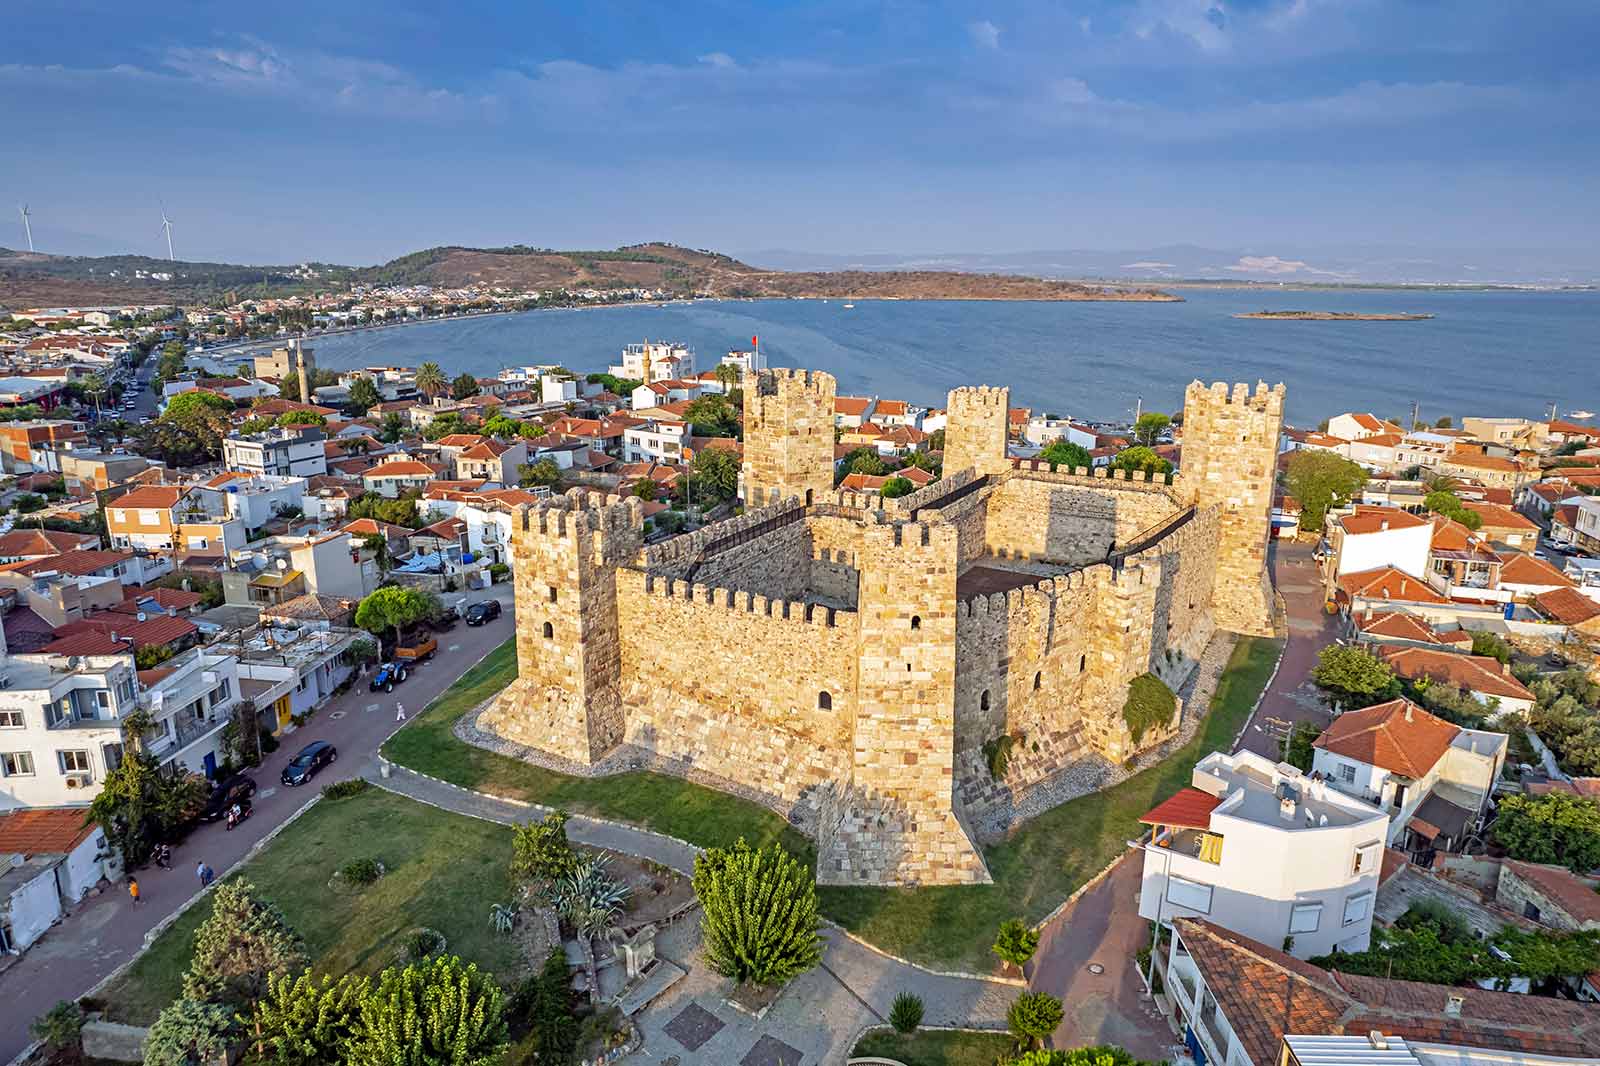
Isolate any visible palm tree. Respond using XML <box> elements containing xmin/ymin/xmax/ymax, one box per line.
<box><xmin>1423</xmin><ymin>473</ymin><xmax>1461</xmax><ymax>495</ymax></box>
<box><xmin>415</xmin><ymin>362</ymin><xmax>447</xmax><ymax>400</ymax></box>
<box><xmin>714</xmin><ymin>363</ymin><xmax>741</xmax><ymax>393</ymax></box>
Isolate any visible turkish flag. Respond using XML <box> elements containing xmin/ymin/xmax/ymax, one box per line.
<box><xmin>751</xmin><ymin>335</ymin><xmax>758</xmax><ymax>347</ymax></box>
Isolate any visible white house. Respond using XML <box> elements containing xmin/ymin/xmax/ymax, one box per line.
<box><xmin>1323</xmin><ymin>506</ymin><xmax>1433</xmax><ymax>597</ymax></box>
<box><xmin>1312</xmin><ymin>698</ymin><xmax>1506</xmax><ymax>854</ymax></box>
<box><xmin>361</xmin><ymin>459</ymin><xmax>439</xmax><ymax>498</ymax></box>
<box><xmin>611</xmin><ymin>341</ymin><xmax>694</xmax><ymax>383</ymax></box>
<box><xmin>223</xmin><ymin>426</ymin><xmax>328</xmax><ymax>479</ymax></box>
<box><xmin>1328</xmin><ymin>413</ymin><xmax>1403</xmax><ymax>441</ymax></box>
<box><xmin>1023</xmin><ymin>415</ymin><xmax>1098</xmax><ymax>451</ymax></box>
<box><xmin>623</xmin><ymin>420</ymin><xmax>692</xmax><ymax>465</ymax></box>
<box><xmin>0</xmin><ymin>652</ymin><xmax>139</xmax><ymax>811</ymax></box>
<box><xmin>138</xmin><ymin>650</ymin><xmax>241</xmax><ymax>781</ymax></box>
<box><xmin>0</xmin><ymin>808</ymin><xmax>118</xmax><ymax>953</ymax></box>
<box><xmin>1135</xmin><ymin>749</ymin><xmax>1389</xmax><ymax>959</ymax></box>
<box><xmin>194</xmin><ymin>472</ymin><xmax>307</xmax><ymax>531</ymax></box>
<box><xmin>541</xmin><ymin>377</ymin><xmax>579</xmax><ymax>404</ymax></box>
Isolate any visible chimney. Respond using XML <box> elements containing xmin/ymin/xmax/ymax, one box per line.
<box><xmin>1279</xmin><ymin>796</ymin><xmax>1296</xmax><ymax>821</ymax></box>
<box><xmin>1444</xmin><ymin>993</ymin><xmax>1464</xmax><ymax>1016</ymax></box>
<box><xmin>1405</xmin><ymin>703</ymin><xmax>1414</xmax><ymax>722</ymax></box>
<box><xmin>1368</xmin><ymin>1032</ymin><xmax>1389</xmax><ymax>1051</ymax></box>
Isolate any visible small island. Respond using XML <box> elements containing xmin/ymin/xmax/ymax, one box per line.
<box><xmin>1232</xmin><ymin>309</ymin><xmax>1434</xmax><ymax>321</ymax></box>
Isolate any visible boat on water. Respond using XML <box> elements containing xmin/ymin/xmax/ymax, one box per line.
<box><xmin>1570</xmin><ymin>410</ymin><xmax>1596</xmax><ymax>419</ymax></box>
<box><xmin>842</xmin><ymin>303</ymin><xmax>855</xmax><ymax>309</ymax></box>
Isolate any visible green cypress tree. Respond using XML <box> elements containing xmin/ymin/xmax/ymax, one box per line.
<box><xmin>252</xmin><ymin>969</ymin><xmax>369</xmax><ymax>1066</ymax></box>
<box><xmin>182</xmin><ymin>879</ymin><xmax>307</xmax><ymax>1010</ymax></box>
<box><xmin>692</xmin><ymin>838</ymin><xmax>823</xmax><ymax>987</ymax></box>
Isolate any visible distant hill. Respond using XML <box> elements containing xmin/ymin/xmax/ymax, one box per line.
<box><xmin>0</xmin><ymin>241</ymin><xmax>1173</xmax><ymax>309</ymax></box>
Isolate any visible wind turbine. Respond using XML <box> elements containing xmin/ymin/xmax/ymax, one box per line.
<box><xmin>159</xmin><ymin>203</ymin><xmax>175</xmax><ymax>262</ymax></box>
<box><xmin>18</xmin><ymin>204</ymin><xmax>33</xmax><ymax>253</ymax></box>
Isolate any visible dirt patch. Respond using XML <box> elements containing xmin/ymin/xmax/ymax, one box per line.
<box><xmin>596</xmin><ymin>848</ymin><xmax>695</xmax><ymax>928</ymax></box>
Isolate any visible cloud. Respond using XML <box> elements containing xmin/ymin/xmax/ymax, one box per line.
<box><xmin>1223</xmin><ymin>255</ymin><xmax>1354</xmax><ymax>278</ymax></box>
<box><xmin>968</xmin><ymin>20</ymin><xmax>1002</xmax><ymax>50</ymax></box>
<box><xmin>697</xmin><ymin>52</ymin><xmax>737</xmax><ymax>69</ymax></box>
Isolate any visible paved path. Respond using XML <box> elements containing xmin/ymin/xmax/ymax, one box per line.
<box><xmin>1028</xmin><ymin>855</ymin><xmax>1176</xmax><ymax>1061</ymax></box>
<box><xmin>1236</xmin><ymin>541</ymin><xmax>1337</xmax><ymax>760</ymax></box>
<box><xmin>0</xmin><ymin>591</ymin><xmax>516</xmax><ymax>1065</ymax></box>
<box><xmin>370</xmin><ymin>764</ymin><xmax>1015</xmax><ymax>1065</ymax></box>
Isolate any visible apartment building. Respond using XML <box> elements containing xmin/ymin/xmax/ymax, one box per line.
<box><xmin>361</xmin><ymin>459</ymin><xmax>439</xmax><ymax>497</ymax></box>
<box><xmin>611</xmin><ymin>341</ymin><xmax>694</xmax><ymax>383</ymax></box>
<box><xmin>0</xmin><ymin>419</ymin><xmax>88</xmax><ymax>475</ymax></box>
<box><xmin>1135</xmin><ymin>749</ymin><xmax>1389</xmax><ymax>959</ymax></box>
<box><xmin>136</xmin><ymin>649</ymin><xmax>241</xmax><ymax>780</ymax></box>
<box><xmin>58</xmin><ymin>449</ymin><xmax>156</xmax><ymax>495</ymax></box>
<box><xmin>1322</xmin><ymin>506</ymin><xmax>1432</xmax><ymax>598</ymax></box>
<box><xmin>623</xmin><ymin>419</ymin><xmax>692</xmax><ymax>465</ymax></box>
<box><xmin>452</xmin><ymin>440</ymin><xmax>527</xmax><ymax>484</ymax></box>
<box><xmin>0</xmin><ymin>651</ymin><xmax>139</xmax><ymax>810</ymax></box>
<box><xmin>222</xmin><ymin>425</ymin><xmax>328</xmax><ymax>479</ymax></box>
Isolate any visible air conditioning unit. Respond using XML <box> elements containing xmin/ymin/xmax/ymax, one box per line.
<box><xmin>65</xmin><ymin>775</ymin><xmax>89</xmax><ymax>789</ymax></box>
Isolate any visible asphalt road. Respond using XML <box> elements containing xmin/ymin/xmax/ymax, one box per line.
<box><xmin>0</xmin><ymin>591</ymin><xmax>515</xmax><ymax>1063</ymax></box>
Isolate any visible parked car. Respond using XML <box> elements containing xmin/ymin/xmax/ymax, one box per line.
<box><xmin>465</xmin><ymin>600</ymin><xmax>502</xmax><ymax>626</ymax></box>
<box><xmin>369</xmin><ymin>662</ymin><xmax>408</xmax><ymax>691</ymax></box>
<box><xmin>280</xmin><ymin>741</ymin><xmax>337</xmax><ymax>786</ymax></box>
<box><xmin>198</xmin><ymin>774</ymin><xmax>258</xmax><ymax>822</ymax></box>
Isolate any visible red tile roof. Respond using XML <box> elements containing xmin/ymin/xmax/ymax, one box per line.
<box><xmin>1338</xmin><ymin>506</ymin><xmax>1428</xmax><ymax>535</ymax></box>
<box><xmin>1462</xmin><ymin>500</ymin><xmax>1538</xmax><ymax>531</ymax></box>
<box><xmin>1501</xmin><ymin>860</ymin><xmax>1600</xmax><ymax>924</ymax></box>
<box><xmin>1497</xmin><ymin>552</ymin><xmax>1576</xmax><ymax>588</ymax></box>
<box><xmin>112</xmin><ymin>485</ymin><xmax>188</xmax><ymax>509</ymax></box>
<box><xmin>37</xmin><ymin>630</ymin><xmax>133</xmax><ymax>656</ymax></box>
<box><xmin>1175</xmin><ymin>917</ymin><xmax>1600</xmax><ymax>1065</ymax></box>
<box><xmin>1138</xmin><ymin>787</ymin><xmax>1222</xmax><ymax>830</ymax></box>
<box><xmin>1312</xmin><ymin>698</ymin><xmax>1458</xmax><ymax>779</ymax></box>
<box><xmin>0</xmin><ymin>808</ymin><xmax>97</xmax><ymax>855</ymax></box>
<box><xmin>0</xmin><ymin>549</ymin><xmax>134</xmax><ymax>577</ymax></box>
<box><xmin>362</xmin><ymin>459</ymin><xmax>438</xmax><ymax>478</ymax></box>
<box><xmin>834</xmin><ymin>396</ymin><xmax>874</xmax><ymax>417</ymax></box>
<box><xmin>1378</xmin><ymin>647</ymin><xmax>1535</xmax><ymax>702</ymax></box>
<box><xmin>1338</xmin><ymin>566</ymin><xmax>1447</xmax><ymax>605</ymax></box>
<box><xmin>0</xmin><ymin>529</ymin><xmax>98</xmax><ymax>557</ymax></box>
<box><xmin>54</xmin><ymin>612</ymin><xmax>198</xmax><ymax>649</ymax></box>
<box><xmin>1355</xmin><ymin>610</ymin><xmax>1447</xmax><ymax>645</ymax></box>
<box><xmin>1536</xmin><ymin>586</ymin><xmax>1600</xmax><ymax>626</ymax></box>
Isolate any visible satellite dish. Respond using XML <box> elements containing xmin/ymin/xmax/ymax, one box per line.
<box><xmin>276</xmin><ymin>558</ymin><xmax>289</xmax><ymax>571</ymax></box>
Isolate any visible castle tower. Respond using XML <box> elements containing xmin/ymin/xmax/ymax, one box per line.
<box><xmin>943</xmin><ymin>385</ymin><xmax>1011</xmax><ymax>479</ymax></box>
<box><xmin>1180</xmin><ymin>380</ymin><xmax>1285</xmax><ymax>636</ymax></box>
<box><xmin>741</xmin><ymin>368</ymin><xmax>836</xmax><ymax>507</ymax></box>
<box><xmin>479</xmin><ymin>490</ymin><xmax>645</xmax><ymax>765</ymax></box>
<box><xmin>818</xmin><ymin>520</ymin><xmax>990</xmax><ymax>886</ymax></box>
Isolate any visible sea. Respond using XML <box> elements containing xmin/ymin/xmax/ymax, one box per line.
<box><xmin>269</xmin><ymin>287</ymin><xmax>1600</xmax><ymax>427</ymax></box>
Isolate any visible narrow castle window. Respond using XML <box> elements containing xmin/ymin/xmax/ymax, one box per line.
<box><xmin>980</xmin><ymin>690</ymin><xmax>991</xmax><ymax>711</ymax></box>
<box><xmin>910</xmin><ymin>615</ymin><xmax>921</xmax><ymax>630</ymax></box>
<box><xmin>818</xmin><ymin>691</ymin><xmax>832</xmax><ymax>710</ymax></box>
<box><xmin>548</xmin><ymin>586</ymin><xmax>559</xmax><ymax>603</ymax></box>
<box><xmin>542</xmin><ymin>622</ymin><xmax>553</xmax><ymax>639</ymax></box>
<box><xmin>1033</xmin><ymin>672</ymin><xmax>1042</xmax><ymax>691</ymax></box>
<box><xmin>1079</xmin><ymin>654</ymin><xmax>1087</xmax><ymax>673</ymax></box>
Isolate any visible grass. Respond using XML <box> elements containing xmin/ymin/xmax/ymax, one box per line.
<box><xmin>817</xmin><ymin>635</ymin><xmax>1284</xmax><ymax>970</ymax></box>
<box><xmin>99</xmin><ymin>787</ymin><xmax>521</xmax><ymax>1025</ymax></box>
<box><xmin>381</xmin><ymin>639</ymin><xmax>812</xmax><ymax>858</ymax></box>
<box><xmin>851</xmin><ymin>1028</ymin><xmax>1017</xmax><ymax>1066</ymax></box>
<box><xmin>384</xmin><ymin>634</ymin><xmax>1283</xmax><ymax>973</ymax></box>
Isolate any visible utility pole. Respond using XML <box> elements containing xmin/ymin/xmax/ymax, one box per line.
<box><xmin>1410</xmin><ymin>400</ymin><xmax>1420</xmax><ymax>431</ymax></box>
<box><xmin>1133</xmin><ymin>395</ymin><xmax>1142</xmax><ymax>429</ymax></box>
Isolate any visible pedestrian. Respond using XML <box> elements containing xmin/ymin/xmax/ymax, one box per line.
<box><xmin>128</xmin><ymin>877</ymin><xmax>141</xmax><ymax>905</ymax></box>
<box><xmin>395</xmin><ymin>701</ymin><xmax>406</xmax><ymax>722</ymax></box>
<box><xmin>202</xmin><ymin>864</ymin><xmax>215</xmax><ymax>887</ymax></box>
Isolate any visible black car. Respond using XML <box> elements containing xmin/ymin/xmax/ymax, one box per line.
<box><xmin>199</xmin><ymin>774</ymin><xmax>258</xmax><ymax>821</ymax></box>
<box><xmin>464</xmin><ymin>600</ymin><xmax>502</xmax><ymax>626</ymax></box>
<box><xmin>280</xmin><ymin>741</ymin><xmax>338</xmax><ymax>786</ymax></box>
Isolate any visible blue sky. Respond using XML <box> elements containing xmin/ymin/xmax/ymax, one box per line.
<box><xmin>4</xmin><ymin>0</ymin><xmax>1597</xmax><ymax>265</ymax></box>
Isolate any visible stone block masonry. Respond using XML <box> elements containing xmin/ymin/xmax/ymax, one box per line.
<box><xmin>480</xmin><ymin>372</ymin><xmax>1283</xmax><ymax>887</ymax></box>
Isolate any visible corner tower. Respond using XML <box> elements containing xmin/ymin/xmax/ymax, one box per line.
<box><xmin>479</xmin><ymin>490</ymin><xmax>645</xmax><ymax>764</ymax></box>
<box><xmin>1180</xmin><ymin>380</ymin><xmax>1284</xmax><ymax>636</ymax></box>
<box><xmin>943</xmin><ymin>385</ymin><xmax>1011</xmax><ymax>479</ymax></box>
<box><xmin>741</xmin><ymin>368</ymin><xmax>836</xmax><ymax>506</ymax></box>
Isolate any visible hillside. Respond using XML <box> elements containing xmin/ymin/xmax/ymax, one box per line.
<box><xmin>0</xmin><ymin>241</ymin><xmax>1174</xmax><ymax>308</ymax></box>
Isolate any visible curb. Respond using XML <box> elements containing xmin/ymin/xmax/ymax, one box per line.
<box><xmin>1031</xmin><ymin>850</ymin><xmax>1129</xmax><ymax>934</ymax></box>
<box><xmin>844</xmin><ymin>1022</ymin><xmax>1012</xmax><ymax>1066</ymax></box>
<box><xmin>1231</xmin><ymin>632</ymin><xmax>1289</xmax><ymax>753</ymax></box>
<box><xmin>822</xmin><ymin>923</ymin><xmax>1026</xmax><ymax>988</ymax></box>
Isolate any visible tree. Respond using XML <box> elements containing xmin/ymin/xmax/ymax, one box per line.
<box><xmin>1424</xmin><ymin>490</ymin><xmax>1483</xmax><ymax>531</ymax></box>
<box><xmin>251</xmin><ymin>970</ymin><xmax>369</xmax><ymax>1066</ymax></box>
<box><xmin>1493</xmin><ymin>792</ymin><xmax>1600</xmax><ymax>872</ymax></box>
<box><xmin>183</xmin><ymin>879</ymin><xmax>307</xmax><ymax>1012</ymax></box>
<box><xmin>86</xmin><ymin>751</ymin><xmax>207</xmax><ymax>866</ymax></box>
<box><xmin>880</xmin><ymin>476</ymin><xmax>915</xmax><ymax>498</ymax></box>
<box><xmin>30</xmin><ymin>1001</ymin><xmax>84</xmax><ymax>1054</ymax></box>
<box><xmin>693</xmin><ymin>838</ymin><xmax>822</xmax><ymax>987</ymax></box>
<box><xmin>1009</xmin><ymin>1047</ymin><xmax>1160</xmax><ymax>1066</ymax></box>
<box><xmin>355</xmin><ymin>586</ymin><xmax>435</xmax><ymax>649</ymax></box>
<box><xmin>422</xmin><ymin>412</ymin><xmax>471</xmax><ymax>441</ymax></box>
<box><xmin>684</xmin><ymin>393</ymin><xmax>740</xmax><ymax>438</ymax></box>
<box><xmin>451</xmin><ymin>372</ymin><xmax>481</xmax><ymax>400</ymax></box>
<box><xmin>415</xmin><ymin>362</ymin><xmax>447</xmax><ymax>400</ymax></box>
<box><xmin>480</xmin><ymin>414</ymin><xmax>520</xmax><ymax>439</ymax></box>
<box><xmin>992</xmin><ymin>918</ymin><xmax>1040</xmax><ymax>972</ymax></box>
<box><xmin>145</xmin><ymin>999</ymin><xmax>238</xmax><ymax>1066</ymax></box>
<box><xmin>162</xmin><ymin>390</ymin><xmax>234</xmax><ymax>421</ymax></box>
<box><xmin>505</xmin><ymin>950</ymin><xmax>577</xmax><ymax>1064</ymax></box>
<box><xmin>1311</xmin><ymin>645</ymin><xmax>1398</xmax><ymax>711</ymax></box>
<box><xmin>1039</xmin><ymin>440</ymin><xmax>1092</xmax><ymax>472</ymax></box>
<box><xmin>690</xmin><ymin>446</ymin><xmax>740</xmax><ymax>502</ymax></box>
<box><xmin>1285</xmin><ymin>450</ymin><xmax>1369</xmax><ymax>532</ymax></box>
<box><xmin>1007</xmin><ymin>991</ymin><xmax>1064</xmax><ymax>1049</ymax></box>
<box><xmin>1434</xmin><ymin>416</ymin><xmax>1453</xmax><ymax>428</ymax></box>
<box><xmin>277</xmin><ymin>410</ymin><xmax>326</xmax><ymax>427</ymax></box>
<box><xmin>632</xmin><ymin>477</ymin><xmax>657</xmax><ymax>500</ymax></box>
<box><xmin>351</xmin><ymin>955</ymin><xmax>508</xmax><ymax>1066</ymax></box>
<box><xmin>519</xmin><ymin>459</ymin><xmax>562</xmax><ymax>489</ymax></box>
<box><xmin>1282</xmin><ymin>722</ymin><xmax>1322</xmax><ymax>772</ymax></box>
<box><xmin>509</xmin><ymin>810</ymin><xmax>578</xmax><ymax>885</ymax></box>
<box><xmin>1110</xmin><ymin>446</ymin><xmax>1172</xmax><ymax>475</ymax></box>
<box><xmin>1122</xmin><ymin>673</ymin><xmax>1177</xmax><ymax>743</ymax></box>
<box><xmin>379</xmin><ymin>412</ymin><xmax>406</xmax><ymax>443</ymax></box>
<box><xmin>1134</xmin><ymin>412</ymin><xmax>1171</xmax><ymax>445</ymax></box>
<box><xmin>844</xmin><ymin>448</ymin><xmax>885</xmax><ymax>477</ymax></box>
<box><xmin>347</xmin><ymin>492</ymin><xmax>422</xmax><ymax>528</ymax></box>
<box><xmin>347</xmin><ymin>376</ymin><xmax>382</xmax><ymax>415</ymax></box>
<box><xmin>1470</xmin><ymin>630</ymin><xmax>1514</xmax><ymax>665</ymax></box>
<box><xmin>889</xmin><ymin>992</ymin><xmax>924</xmax><ymax>1034</ymax></box>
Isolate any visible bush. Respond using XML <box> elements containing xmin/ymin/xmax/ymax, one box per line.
<box><xmin>353</xmin><ymin>955</ymin><xmax>507</xmax><ymax>1066</ymax></box>
<box><xmin>1008</xmin><ymin>991</ymin><xmax>1065</xmax><ymax>1048</ymax></box>
<box><xmin>1122</xmin><ymin>674</ymin><xmax>1176</xmax><ymax>744</ymax></box>
<box><xmin>322</xmin><ymin>778</ymin><xmax>370</xmax><ymax>800</ymax></box>
<box><xmin>14</xmin><ymin>493</ymin><xmax>46</xmax><ymax>514</ymax></box>
<box><xmin>340</xmin><ymin>858</ymin><xmax>383</xmax><ymax>886</ymax></box>
<box><xmin>29</xmin><ymin>1001</ymin><xmax>84</xmax><ymax>1052</ymax></box>
<box><xmin>144</xmin><ymin>998</ymin><xmax>237</xmax><ymax>1066</ymax></box>
<box><xmin>259</xmin><ymin>728</ymin><xmax>280</xmax><ymax>754</ymax></box>
<box><xmin>693</xmin><ymin>838</ymin><xmax>822</xmax><ymax>987</ymax></box>
<box><xmin>983</xmin><ymin>733</ymin><xmax>1017</xmax><ymax>780</ymax></box>
<box><xmin>488</xmin><ymin>562</ymin><xmax>510</xmax><ymax>582</ymax></box>
<box><xmin>888</xmin><ymin>992</ymin><xmax>924</xmax><ymax>1034</ymax></box>
<box><xmin>993</xmin><ymin>917</ymin><xmax>1040</xmax><ymax>970</ymax></box>
<box><xmin>507</xmin><ymin>950</ymin><xmax>578</xmax><ymax>1062</ymax></box>
<box><xmin>399</xmin><ymin>927</ymin><xmax>446</xmax><ymax>963</ymax></box>
<box><xmin>510</xmin><ymin>810</ymin><xmax>578</xmax><ymax>885</ymax></box>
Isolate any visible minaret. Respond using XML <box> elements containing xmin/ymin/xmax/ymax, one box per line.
<box><xmin>295</xmin><ymin>340</ymin><xmax>310</xmax><ymax>404</ymax></box>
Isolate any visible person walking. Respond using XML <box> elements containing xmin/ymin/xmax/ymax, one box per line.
<box><xmin>127</xmin><ymin>877</ymin><xmax>141</xmax><ymax>905</ymax></box>
<box><xmin>395</xmin><ymin>701</ymin><xmax>406</xmax><ymax>722</ymax></box>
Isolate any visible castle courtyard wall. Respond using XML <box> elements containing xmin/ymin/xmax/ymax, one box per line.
<box><xmin>982</xmin><ymin>472</ymin><xmax>1183</xmax><ymax>567</ymax></box>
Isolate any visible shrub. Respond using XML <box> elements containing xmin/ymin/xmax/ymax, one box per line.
<box><xmin>506</xmin><ymin>950</ymin><xmax>578</xmax><ymax>1062</ymax></box>
<box><xmin>340</xmin><ymin>858</ymin><xmax>383</xmax><ymax>886</ymax></box>
<box><xmin>694</xmin><ymin>838</ymin><xmax>822</xmax><ymax>987</ymax></box>
<box><xmin>983</xmin><ymin>733</ymin><xmax>1016</xmax><ymax>780</ymax></box>
<box><xmin>489</xmin><ymin>902</ymin><xmax>519</xmax><ymax>935</ymax></box>
<box><xmin>259</xmin><ymin>728</ymin><xmax>280</xmax><ymax>754</ymax></box>
<box><xmin>251</xmin><ymin>970</ymin><xmax>368</xmax><ymax>1066</ymax></box>
<box><xmin>488</xmin><ymin>562</ymin><xmax>510</xmax><ymax>582</ymax></box>
<box><xmin>510</xmin><ymin>810</ymin><xmax>578</xmax><ymax>885</ymax></box>
<box><xmin>1010</xmin><ymin>1047</ymin><xmax>1162</xmax><ymax>1066</ymax></box>
<box><xmin>399</xmin><ymin>928</ymin><xmax>447</xmax><ymax>962</ymax></box>
<box><xmin>1008</xmin><ymin>991</ymin><xmax>1065</xmax><ymax>1048</ymax></box>
<box><xmin>352</xmin><ymin>955</ymin><xmax>507</xmax><ymax>1066</ymax></box>
<box><xmin>144</xmin><ymin>998</ymin><xmax>238</xmax><ymax>1066</ymax></box>
<box><xmin>993</xmin><ymin>917</ymin><xmax>1040</xmax><ymax>970</ymax></box>
<box><xmin>182</xmin><ymin>879</ymin><xmax>307</xmax><ymax>1010</ymax></box>
<box><xmin>1122</xmin><ymin>674</ymin><xmax>1176</xmax><ymax>744</ymax></box>
<box><xmin>322</xmin><ymin>778</ymin><xmax>370</xmax><ymax>800</ymax></box>
<box><xmin>888</xmin><ymin>992</ymin><xmax>924</xmax><ymax>1034</ymax></box>
<box><xmin>29</xmin><ymin>1000</ymin><xmax>84</xmax><ymax>1052</ymax></box>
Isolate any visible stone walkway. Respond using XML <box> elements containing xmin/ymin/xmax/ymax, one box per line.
<box><xmin>367</xmin><ymin>761</ymin><xmax>1014</xmax><ymax>1066</ymax></box>
<box><xmin>1236</xmin><ymin>541</ymin><xmax>1336</xmax><ymax>760</ymax></box>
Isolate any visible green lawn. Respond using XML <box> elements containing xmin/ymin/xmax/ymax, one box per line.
<box><xmin>384</xmin><ymin>634</ymin><xmax>1283</xmax><ymax>973</ymax></box>
<box><xmin>817</xmin><ymin>635</ymin><xmax>1284</xmax><ymax>970</ymax></box>
<box><xmin>381</xmin><ymin>640</ymin><xmax>812</xmax><ymax>858</ymax></box>
<box><xmin>852</xmin><ymin>1028</ymin><xmax>1017</xmax><ymax>1066</ymax></box>
<box><xmin>99</xmin><ymin>787</ymin><xmax>521</xmax><ymax>1025</ymax></box>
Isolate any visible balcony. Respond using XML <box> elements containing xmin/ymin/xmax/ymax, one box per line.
<box><xmin>145</xmin><ymin>711</ymin><xmax>229</xmax><ymax>760</ymax></box>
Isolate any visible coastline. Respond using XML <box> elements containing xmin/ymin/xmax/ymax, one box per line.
<box><xmin>1231</xmin><ymin>310</ymin><xmax>1434</xmax><ymax>321</ymax></box>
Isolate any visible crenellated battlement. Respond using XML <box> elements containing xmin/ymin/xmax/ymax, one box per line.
<box><xmin>956</xmin><ymin>564</ymin><xmax>1100</xmax><ymax>621</ymax></box>
<box><xmin>513</xmin><ymin>491</ymin><xmax>646</xmax><ymax>545</ymax></box>
<box><xmin>947</xmin><ymin>384</ymin><xmax>1010</xmax><ymax>409</ymax></box>
<box><xmin>750</xmin><ymin>367</ymin><xmax>837</xmax><ymax>396</ymax></box>
<box><xmin>623</xmin><ymin>568</ymin><xmax>852</xmax><ymax>629</ymax></box>
<box><xmin>636</xmin><ymin>497</ymin><xmax>805</xmax><ymax>570</ymax></box>
<box><xmin>1185</xmin><ymin>379</ymin><xmax>1286</xmax><ymax>416</ymax></box>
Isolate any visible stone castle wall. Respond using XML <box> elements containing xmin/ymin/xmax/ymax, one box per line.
<box><xmin>741</xmin><ymin>369</ymin><xmax>836</xmax><ymax>506</ymax></box>
<box><xmin>982</xmin><ymin>472</ymin><xmax>1184</xmax><ymax>566</ymax></box>
<box><xmin>943</xmin><ymin>385</ymin><xmax>1013</xmax><ymax>479</ymax></box>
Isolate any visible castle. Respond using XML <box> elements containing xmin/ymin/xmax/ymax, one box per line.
<box><xmin>480</xmin><ymin>371</ymin><xmax>1284</xmax><ymax>886</ymax></box>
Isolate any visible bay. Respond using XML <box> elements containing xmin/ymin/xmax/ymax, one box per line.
<box><xmin>287</xmin><ymin>288</ymin><xmax>1599</xmax><ymax>426</ymax></box>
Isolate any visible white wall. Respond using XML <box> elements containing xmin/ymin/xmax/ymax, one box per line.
<box><xmin>1337</xmin><ymin>524</ymin><xmax>1433</xmax><ymax>580</ymax></box>
<box><xmin>2</xmin><ymin>863</ymin><xmax>62</xmax><ymax>951</ymax></box>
